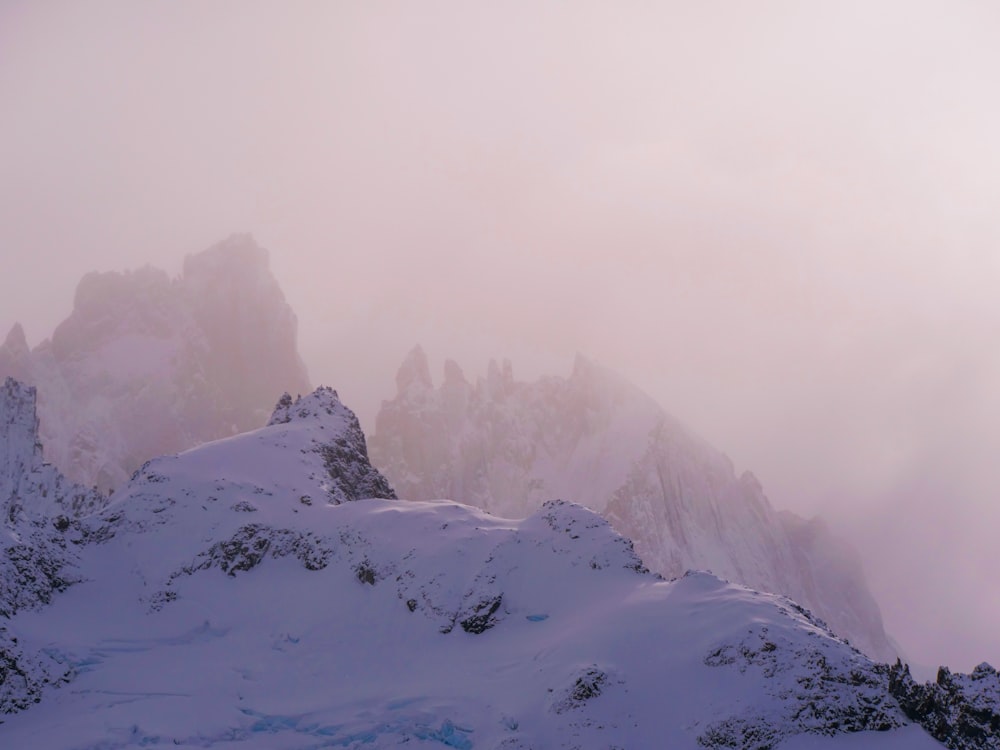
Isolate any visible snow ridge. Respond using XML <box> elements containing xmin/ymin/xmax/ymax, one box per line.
<box><xmin>369</xmin><ymin>349</ymin><xmax>895</xmax><ymax>662</ymax></box>
<box><xmin>0</xmin><ymin>383</ymin><xmax>957</xmax><ymax>749</ymax></box>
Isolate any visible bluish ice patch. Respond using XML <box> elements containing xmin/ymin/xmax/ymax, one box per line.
<box><xmin>526</xmin><ymin>614</ymin><xmax>549</xmax><ymax>622</ymax></box>
<box><xmin>131</xmin><ymin>725</ymin><xmax>162</xmax><ymax>747</ymax></box>
<box><xmin>238</xmin><ymin>709</ymin><xmax>473</xmax><ymax>748</ymax></box>
<box><xmin>414</xmin><ymin>719</ymin><xmax>474</xmax><ymax>750</ymax></box>
<box><xmin>92</xmin><ymin>642</ymin><xmax>153</xmax><ymax>655</ymax></box>
<box><xmin>239</xmin><ymin>708</ymin><xmax>342</xmax><ymax>737</ymax></box>
<box><xmin>324</xmin><ymin>727</ymin><xmax>380</xmax><ymax>746</ymax></box>
<box><xmin>63</xmin><ymin>620</ymin><xmax>231</xmax><ymax>673</ymax></box>
<box><xmin>41</xmin><ymin>647</ymin><xmax>104</xmax><ymax>673</ymax></box>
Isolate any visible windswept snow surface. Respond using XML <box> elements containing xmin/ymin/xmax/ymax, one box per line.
<box><xmin>370</xmin><ymin>348</ymin><xmax>895</xmax><ymax>662</ymax></box>
<box><xmin>0</xmin><ymin>385</ymin><xmax>945</xmax><ymax>749</ymax></box>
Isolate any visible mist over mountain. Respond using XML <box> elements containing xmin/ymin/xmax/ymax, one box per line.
<box><xmin>370</xmin><ymin>347</ymin><xmax>895</xmax><ymax>662</ymax></box>
<box><xmin>0</xmin><ymin>234</ymin><xmax>310</xmax><ymax>492</ymax></box>
<box><xmin>0</xmin><ymin>236</ymin><xmax>990</xmax><ymax>674</ymax></box>
<box><xmin>2</xmin><ymin>375</ymin><xmax>995</xmax><ymax>749</ymax></box>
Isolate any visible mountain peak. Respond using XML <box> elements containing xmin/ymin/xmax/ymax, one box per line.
<box><xmin>6</xmin><ymin>235</ymin><xmax>311</xmax><ymax>491</ymax></box>
<box><xmin>2</xmin><ymin>322</ymin><xmax>28</xmax><ymax>358</ymax></box>
<box><xmin>0</xmin><ymin>324</ymin><xmax>29</xmax><ymax>380</ymax></box>
<box><xmin>181</xmin><ymin>233</ymin><xmax>268</xmax><ymax>280</ymax></box>
<box><xmin>396</xmin><ymin>345</ymin><xmax>433</xmax><ymax>393</ymax></box>
<box><xmin>443</xmin><ymin>358</ymin><xmax>467</xmax><ymax>386</ymax></box>
<box><xmin>267</xmin><ymin>386</ymin><xmax>341</xmax><ymax>426</ymax></box>
<box><xmin>568</xmin><ymin>352</ymin><xmax>640</xmax><ymax>395</ymax></box>
<box><xmin>70</xmin><ymin>265</ymin><xmax>172</xmax><ymax>321</ymax></box>
<box><xmin>485</xmin><ymin>357</ymin><xmax>514</xmax><ymax>397</ymax></box>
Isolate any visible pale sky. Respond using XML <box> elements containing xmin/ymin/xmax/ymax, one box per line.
<box><xmin>2</xmin><ymin>1</ymin><xmax>999</xmax><ymax>672</ymax></box>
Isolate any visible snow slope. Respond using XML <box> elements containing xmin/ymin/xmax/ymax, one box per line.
<box><xmin>0</xmin><ymin>382</ymin><xmax>965</xmax><ymax>749</ymax></box>
<box><xmin>369</xmin><ymin>348</ymin><xmax>894</xmax><ymax>662</ymax></box>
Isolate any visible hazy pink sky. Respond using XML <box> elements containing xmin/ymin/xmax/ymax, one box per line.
<box><xmin>2</xmin><ymin>1</ymin><xmax>999</xmax><ymax>671</ymax></box>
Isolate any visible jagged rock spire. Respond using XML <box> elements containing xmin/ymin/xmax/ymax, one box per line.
<box><xmin>0</xmin><ymin>235</ymin><xmax>312</xmax><ymax>491</ymax></box>
<box><xmin>395</xmin><ymin>345</ymin><xmax>433</xmax><ymax>393</ymax></box>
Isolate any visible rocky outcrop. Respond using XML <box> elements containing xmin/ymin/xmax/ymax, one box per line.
<box><xmin>889</xmin><ymin>660</ymin><xmax>1000</xmax><ymax>750</ymax></box>
<box><xmin>698</xmin><ymin>579</ymin><xmax>907</xmax><ymax>749</ymax></box>
<box><xmin>0</xmin><ymin>625</ymin><xmax>71</xmax><ymax>715</ymax></box>
<box><xmin>267</xmin><ymin>388</ymin><xmax>397</xmax><ymax>504</ymax></box>
<box><xmin>1</xmin><ymin>378</ymin><xmax>105</xmax><ymax>615</ymax></box>
<box><xmin>369</xmin><ymin>349</ymin><xmax>896</xmax><ymax>662</ymax></box>
<box><xmin>0</xmin><ymin>378</ymin><xmax>105</xmax><ymax>713</ymax></box>
<box><xmin>0</xmin><ymin>234</ymin><xmax>310</xmax><ymax>492</ymax></box>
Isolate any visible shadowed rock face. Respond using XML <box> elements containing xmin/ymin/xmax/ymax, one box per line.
<box><xmin>0</xmin><ymin>234</ymin><xmax>310</xmax><ymax>492</ymax></box>
<box><xmin>267</xmin><ymin>387</ymin><xmax>397</xmax><ymax>504</ymax></box>
<box><xmin>369</xmin><ymin>348</ymin><xmax>896</xmax><ymax>662</ymax></box>
<box><xmin>0</xmin><ymin>377</ymin><xmax>108</xmax><ymax>710</ymax></box>
<box><xmin>888</xmin><ymin>660</ymin><xmax>1000</xmax><ymax>750</ymax></box>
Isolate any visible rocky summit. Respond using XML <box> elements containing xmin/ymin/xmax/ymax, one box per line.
<box><xmin>0</xmin><ymin>235</ymin><xmax>310</xmax><ymax>492</ymax></box>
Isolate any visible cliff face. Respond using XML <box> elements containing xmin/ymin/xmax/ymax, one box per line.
<box><xmin>1</xmin><ymin>376</ymin><xmax>105</xmax><ymax>613</ymax></box>
<box><xmin>369</xmin><ymin>348</ymin><xmax>896</xmax><ymax>662</ymax></box>
<box><xmin>0</xmin><ymin>235</ymin><xmax>310</xmax><ymax>491</ymax></box>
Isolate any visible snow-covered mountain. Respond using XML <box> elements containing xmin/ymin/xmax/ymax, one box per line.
<box><xmin>0</xmin><ymin>378</ymin><xmax>109</xmax><ymax>713</ymax></box>
<box><xmin>1</xmin><ymin>376</ymin><xmax>996</xmax><ymax>749</ymax></box>
<box><xmin>0</xmin><ymin>376</ymin><xmax>971</xmax><ymax>749</ymax></box>
<box><xmin>0</xmin><ymin>234</ymin><xmax>310</xmax><ymax>492</ymax></box>
<box><xmin>369</xmin><ymin>347</ymin><xmax>894</xmax><ymax>662</ymax></box>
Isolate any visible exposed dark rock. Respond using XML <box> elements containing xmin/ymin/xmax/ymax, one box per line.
<box><xmin>267</xmin><ymin>387</ymin><xmax>396</xmax><ymax>503</ymax></box>
<box><xmin>355</xmin><ymin>561</ymin><xmax>377</xmax><ymax>586</ymax></box>
<box><xmin>0</xmin><ymin>379</ymin><xmax>106</xmax><ymax>619</ymax></box>
<box><xmin>0</xmin><ymin>625</ymin><xmax>72</xmax><ymax>716</ymax></box>
<box><xmin>460</xmin><ymin>595</ymin><xmax>503</xmax><ymax>634</ymax></box>
<box><xmin>551</xmin><ymin>666</ymin><xmax>614</xmax><ymax>715</ymax></box>
<box><xmin>175</xmin><ymin>524</ymin><xmax>332</xmax><ymax>579</ymax></box>
<box><xmin>698</xmin><ymin>621</ymin><xmax>906</xmax><ymax>748</ymax></box>
<box><xmin>888</xmin><ymin>660</ymin><xmax>1000</xmax><ymax>750</ymax></box>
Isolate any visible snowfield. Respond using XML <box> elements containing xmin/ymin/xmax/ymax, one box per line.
<box><xmin>0</xmin><ymin>382</ymin><xmax>970</xmax><ymax>749</ymax></box>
